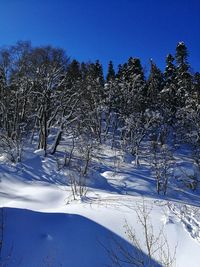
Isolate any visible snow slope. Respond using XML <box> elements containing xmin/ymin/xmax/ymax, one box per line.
<box><xmin>0</xmin><ymin>143</ymin><xmax>200</xmax><ymax>267</ymax></box>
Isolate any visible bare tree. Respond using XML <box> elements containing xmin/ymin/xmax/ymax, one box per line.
<box><xmin>123</xmin><ymin>110</ymin><xmax>160</xmax><ymax>166</ymax></box>
<box><xmin>27</xmin><ymin>46</ymin><xmax>69</xmax><ymax>156</ymax></box>
<box><xmin>0</xmin><ymin>132</ymin><xmax>23</xmax><ymax>163</ymax></box>
<box><xmin>106</xmin><ymin>201</ymin><xmax>176</xmax><ymax>267</ymax></box>
<box><xmin>151</xmin><ymin>141</ymin><xmax>174</xmax><ymax>195</ymax></box>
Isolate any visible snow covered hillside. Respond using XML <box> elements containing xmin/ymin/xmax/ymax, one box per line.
<box><xmin>0</xmin><ymin>140</ymin><xmax>200</xmax><ymax>267</ymax></box>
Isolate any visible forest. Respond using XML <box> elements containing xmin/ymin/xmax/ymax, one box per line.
<box><xmin>0</xmin><ymin>41</ymin><xmax>199</xmax><ymax>195</ymax></box>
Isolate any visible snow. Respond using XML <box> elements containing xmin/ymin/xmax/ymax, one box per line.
<box><xmin>34</xmin><ymin>149</ymin><xmax>46</xmax><ymax>156</ymax></box>
<box><xmin>0</xmin><ymin>141</ymin><xmax>200</xmax><ymax>266</ymax></box>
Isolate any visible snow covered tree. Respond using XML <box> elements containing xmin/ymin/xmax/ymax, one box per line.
<box><xmin>123</xmin><ymin>110</ymin><xmax>160</xmax><ymax>166</ymax></box>
<box><xmin>151</xmin><ymin>140</ymin><xmax>174</xmax><ymax>195</ymax></box>
<box><xmin>193</xmin><ymin>72</ymin><xmax>200</xmax><ymax>103</ymax></box>
<box><xmin>161</xmin><ymin>54</ymin><xmax>177</xmax><ymax>117</ymax></box>
<box><xmin>175</xmin><ymin>42</ymin><xmax>192</xmax><ymax>107</ymax></box>
<box><xmin>147</xmin><ymin>60</ymin><xmax>164</xmax><ymax>111</ymax></box>
<box><xmin>26</xmin><ymin>46</ymin><xmax>69</xmax><ymax>155</ymax></box>
<box><xmin>76</xmin><ymin>61</ymin><xmax>105</xmax><ymax>142</ymax></box>
<box><xmin>115</xmin><ymin>57</ymin><xmax>146</xmax><ymax>117</ymax></box>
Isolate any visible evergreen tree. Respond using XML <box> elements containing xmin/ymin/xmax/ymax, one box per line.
<box><xmin>175</xmin><ymin>42</ymin><xmax>189</xmax><ymax>68</ymax></box>
<box><xmin>93</xmin><ymin>60</ymin><xmax>104</xmax><ymax>87</ymax></box>
<box><xmin>115</xmin><ymin>58</ymin><xmax>146</xmax><ymax>116</ymax></box>
<box><xmin>116</xmin><ymin>64</ymin><xmax>123</xmax><ymax>79</ymax></box>
<box><xmin>175</xmin><ymin>42</ymin><xmax>192</xmax><ymax>107</ymax></box>
<box><xmin>193</xmin><ymin>72</ymin><xmax>200</xmax><ymax>104</ymax></box>
<box><xmin>106</xmin><ymin>60</ymin><xmax>115</xmax><ymax>82</ymax></box>
<box><xmin>160</xmin><ymin>54</ymin><xmax>177</xmax><ymax>123</ymax></box>
<box><xmin>164</xmin><ymin>54</ymin><xmax>176</xmax><ymax>84</ymax></box>
<box><xmin>66</xmin><ymin>60</ymin><xmax>82</xmax><ymax>84</ymax></box>
<box><xmin>127</xmin><ymin>57</ymin><xmax>145</xmax><ymax>81</ymax></box>
<box><xmin>147</xmin><ymin>60</ymin><xmax>164</xmax><ymax>110</ymax></box>
<box><xmin>78</xmin><ymin>61</ymin><xmax>105</xmax><ymax>142</ymax></box>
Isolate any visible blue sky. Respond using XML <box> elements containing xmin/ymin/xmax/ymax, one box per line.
<box><xmin>0</xmin><ymin>0</ymin><xmax>199</xmax><ymax>74</ymax></box>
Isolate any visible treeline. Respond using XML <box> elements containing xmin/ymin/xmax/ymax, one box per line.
<box><xmin>0</xmin><ymin>41</ymin><xmax>199</xmax><ymax>172</ymax></box>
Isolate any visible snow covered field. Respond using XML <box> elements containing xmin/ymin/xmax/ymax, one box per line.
<box><xmin>0</xmin><ymin>141</ymin><xmax>200</xmax><ymax>267</ymax></box>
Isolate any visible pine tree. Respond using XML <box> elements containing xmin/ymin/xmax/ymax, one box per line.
<box><xmin>175</xmin><ymin>42</ymin><xmax>192</xmax><ymax>107</ymax></box>
<box><xmin>164</xmin><ymin>54</ymin><xmax>176</xmax><ymax>85</ymax></box>
<box><xmin>127</xmin><ymin>57</ymin><xmax>145</xmax><ymax>81</ymax></box>
<box><xmin>93</xmin><ymin>60</ymin><xmax>104</xmax><ymax>87</ymax></box>
<box><xmin>147</xmin><ymin>60</ymin><xmax>164</xmax><ymax>110</ymax></box>
<box><xmin>175</xmin><ymin>42</ymin><xmax>189</xmax><ymax>68</ymax></box>
<box><xmin>116</xmin><ymin>64</ymin><xmax>123</xmax><ymax>79</ymax></box>
<box><xmin>67</xmin><ymin>60</ymin><xmax>82</xmax><ymax>84</ymax></box>
<box><xmin>115</xmin><ymin>58</ymin><xmax>146</xmax><ymax>116</ymax></box>
<box><xmin>106</xmin><ymin>60</ymin><xmax>115</xmax><ymax>82</ymax></box>
<box><xmin>160</xmin><ymin>54</ymin><xmax>177</xmax><ymax>123</ymax></box>
<box><xmin>78</xmin><ymin>61</ymin><xmax>105</xmax><ymax>142</ymax></box>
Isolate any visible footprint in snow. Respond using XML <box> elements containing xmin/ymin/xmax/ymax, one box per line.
<box><xmin>162</xmin><ymin>215</ymin><xmax>175</xmax><ymax>225</ymax></box>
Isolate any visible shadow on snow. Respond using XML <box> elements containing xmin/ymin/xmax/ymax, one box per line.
<box><xmin>0</xmin><ymin>207</ymin><xmax>162</xmax><ymax>267</ymax></box>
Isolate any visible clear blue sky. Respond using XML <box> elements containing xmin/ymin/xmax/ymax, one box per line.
<box><xmin>0</xmin><ymin>0</ymin><xmax>199</xmax><ymax>74</ymax></box>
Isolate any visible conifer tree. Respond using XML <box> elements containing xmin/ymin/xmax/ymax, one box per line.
<box><xmin>161</xmin><ymin>54</ymin><xmax>177</xmax><ymax>123</ymax></box>
<box><xmin>66</xmin><ymin>60</ymin><xmax>82</xmax><ymax>84</ymax></box>
<box><xmin>106</xmin><ymin>60</ymin><xmax>115</xmax><ymax>82</ymax></box>
<box><xmin>175</xmin><ymin>42</ymin><xmax>192</xmax><ymax>107</ymax></box>
<box><xmin>116</xmin><ymin>64</ymin><xmax>123</xmax><ymax>79</ymax></box>
<box><xmin>147</xmin><ymin>60</ymin><xmax>164</xmax><ymax>110</ymax></box>
<box><xmin>193</xmin><ymin>72</ymin><xmax>200</xmax><ymax>104</ymax></box>
<box><xmin>115</xmin><ymin>58</ymin><xmax>146</xmax><ymax>116</ymax></box>
<box><xmin>127</xmin><ymin>57</ymin><xmax>145</xmax><ymax>81</ymax></box>
<box><xmin>164</xmin><ymin>54</ymin><xmax>176</xmax><ymax>84</ymax></box>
